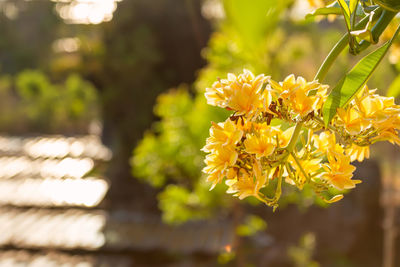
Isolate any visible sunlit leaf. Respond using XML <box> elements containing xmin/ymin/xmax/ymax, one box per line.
<box><xmin>349</xmin><ymin>0</ymin><xmax>358</xmax><ymax>14</ymax></box>
<box><xmin>305</xmin><ymin>6</ymin><xmax>342</xmax><ymax>19</ymax></box>
<box><xmin>306</xmin><ymin>1</ymin><xmax>364</xmax><ymax>20</ymax></box>
<box><xmin>337</xmin><ymin>0</ymin><xmax>350</xmax><ymax>16</ymax></box>
<box><xmin>337</xmin><ymin>0</ymin><xmax>351</xmax><ymax>30</ymax></box>
<box><xmin>323</xmin><ymin>25</ymin><xmax>400</xmax><ymax>125</ymax></box>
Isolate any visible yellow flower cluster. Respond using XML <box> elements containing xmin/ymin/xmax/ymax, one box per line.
<box><xmin>202</xmin><ymin>70</ymin><xmax>400</xmax><ymax>208</ymax></box>
<box><xmin>334</xmin><ymin>87</ymin><xmax>400</xmax><ymax>147</ymax></box>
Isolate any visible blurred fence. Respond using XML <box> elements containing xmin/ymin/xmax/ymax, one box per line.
<box><xmin>0</xmin><ymin>134</ymin><xmax>234</xmax><ymax>266</ymax></box>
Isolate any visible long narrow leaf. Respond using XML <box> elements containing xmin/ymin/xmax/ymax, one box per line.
<box><xmin>337</xmin><ymin>0</ymin><xmax>350</xmax><ymax>16</ymax></box>
<box><xmin>349</xmin><ymin>0</ymin><xmax>358</xmax><ymax>14</ymax></box>
<box><xmin>306</xmin><ymin>1</ymin><xmax>364</xmax><ymax>20</ymax></box>
<box><xmin>337</xmin><ymin>0</ymin><xmax>351</xmax><ymax>30</ymax></box>
<box><xmin>305</xmin><ymin>7</ymin><xmax>342</xmax><ymax>19</ymax></box>
<box><xmin>349</xmin><ymin>0</ymin><xmax>358</xmax><ymax>29</ymax></box>
<box><xmin>322</xmin><ymin>25</ymin><xmax>400</xmax><ymax>125</ymax></box>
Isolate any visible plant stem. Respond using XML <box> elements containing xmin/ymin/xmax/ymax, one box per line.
<box><xmin>290</xmin><ymin>152</ymin><xmax>310</xmax><ymax>183</ymax></box>
<box><xmin>314</xmin><ymin>34</ymin><xmax>349</xmax><ymax>82</ymax></box>
<box><xmin>272</xmin><ymin>173</ymin><xmax>283</xmax><ymax>212</ymax></box>
<box><xmin>285</xmin><ymin>121</ymin><xmax>303</xmax><ymax>153</ymax></box>
<box><xmin>314</xmin><ymin>8</ymin><xmax>382</xmax><ymax>82</ymax></box>
<box><xmin>357</xmin><ymin>9</ymin><xmax>398</xmax><ymax>53</ymax></box>
<box><xmin>313</xmin><ymin>116</ymin><xmax>338</xmax><ymax>132</ymax></box>
<box><xmin>285</xmin><ymin>9</ymin><xmax>383</xmax><ymax>154</ymax></box>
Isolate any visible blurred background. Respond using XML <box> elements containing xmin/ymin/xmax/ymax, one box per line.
<box><xmin>0</xmin><ymin>0</ymin><xmax>399</xmax><ymax>266</ymax></box>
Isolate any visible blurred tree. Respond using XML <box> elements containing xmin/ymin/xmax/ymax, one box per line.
<box><xmin>0</xmin><ymin>0</ymin><xmax>61</xmax><ymax>74</ymax></box>
<box><xmin>0</xmin><ymin>0</ymin><xmax>99</xmax><ymax>134</ymax></box>
<box><xmin>0</xmin><ymin>70</ymin><xmax>98</xmax><ymax>134</ymax></box>
<box><xmin>80</xmin><ymin>0</ymin><xmax>212</xmax><ymax>209</ymax></box>
<box><xmin>132</xmin><ymin>0</ymin><xmax>301</xmax><ymax>223</ymax></box>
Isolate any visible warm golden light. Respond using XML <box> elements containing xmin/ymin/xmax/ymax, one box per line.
<box><xmin>52</xmin><ymin>37</ymin><xmax>81</xmax><ymax>53</ymax></box>
<box><xmin>0</xmin><ymin>178</ymin><xmax>108</xmax><ymax>207</ymax></box>
<box><xmin>0</xmin><ymin>209</ymin><xmax>106</xmax><ymax>249</ymax></box>
<box><xmin>54</xmin><ymin>0</ymin><xmax>121</xmax><ymax>24</ymax></box>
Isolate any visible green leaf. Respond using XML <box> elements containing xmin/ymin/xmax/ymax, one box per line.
<box><xmin>337</xmin><ymin>0</ymin><xmax>351</xmax><ymax>30</ymax></box>
<box><xmin>386</xmin><ymin>75</ymin><xmax>400</xmax><ymax>97</ymax></box>
<box><xmin>338</xmin><ymin>0</ymin><xmax>350</xmax><ymax>15</ymax></box>
<box><xmin>322</xmin><ymin>25</ymin><xmax>400</xmax><ymax>125</ymax></box>
<box><xmin>306</xmin><ymin>1</ymin><xmax>364</xmax><ymax>20</ymax></box>
<box><xmin>349</xmin><ymin>0</ymin><xmax>359</xmax><ymax>30</ymax></box>
<box><xmin>305</xmin><ymin>7</ymin><xmax>342</xmax><ymax>19</ymax></box>
<box><xmin>349</xmin><ymin>0</ymin><xmax>358</xmax><ymax>14</ymax></box>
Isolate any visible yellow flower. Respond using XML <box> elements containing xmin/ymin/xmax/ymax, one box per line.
<box><xmin>237</xmin><ymin>120</ymin><xmax>274</xmax><ymax>133</ymax></box>
<box><xmin>345</xmin><ymin>87</ymin><xmax>400</xmax><ymax>145</ymax></box>
<box><xmin>203</xmin><ymin>70</ymin><xmax>400</xmax><ymax>207</ymax></box>
<box><xmin>205</xmin><ymin>70</ymin><xmax>269</xmax><ymax>117</ymax></box>
<box><xmin>288</xmin><ymin>153</ymin><xmax>322</xmax><ymax>186</ymax></box>
<box><xmin>373</xmin><ymin>128</ymin><xmax>400</xmax><ymax>145</ymax></box>
<box><xmin>244</xmin><ymin>126</ymin><xmax>278</xmax><ymax>158</ymax></box>
<box><xmin>226</xmin><ymin>167</ymin><xmax>238</xmax><ymax>180</ymax></box>
<box><xmin>322</xmin><ymin>150</ymin><xmax>360</xmax><ymax>190</ymax></box>
<box><xmin>226</xmin><ymin>163</ymin><xmax>267</xmax><ymax>200</ymax></box>
<box><xmin>279</xmin><ymin>126</ymin><xmax>295</xmax><ymax>147</ymax></box>
<box><xmin>306</xmin><ymin>0</ymin><xmax>325</xmax><ymax>8</ymax></box>
<box><xmin>205</xmin><ymin>171</ymin><xmax>223</xmax><ymax>190</ymax></box>
<box><xmin>203</xmin><ymin>147</ymin><xmax>238</xmax><ymax>175</ymax></box>
<box><xmin>345</xmin><ymin>144</ymin><xmax>370</xmax><ymax>162</ymax></box>
<box><xmin>357</xmin><ymin>88</ymin><xmax>398</xmax><ymax>120</ymax></box>
<box><xmin>260</xmin><ymin>87</ymin><xmax>273</xmax><ymax>114</ymax></box>
<box><xmin>269</xmin><ymin>74</ymin><xmax>328</xmax><ymax>117</ymax></box>
<box><xmin>335</xmin><ymin>106</ymin><xmax>366</xmax><ymax>135</ymax></box>
<box><xmin>312</xmin><ymin>131</ymin><xmax>343</xmax><ymax>153</ymax></box>
<box><xmin>225</xmin><ymin>70</ymin><xmax>269</xmax><ymax>116</ymax></box>
<box><xmin>204</xmin><ymin>74</ymin><xmax>235</xmax><ymax>108</ymax></box>
<box><xmin>202</xmin><ymin>119</ymin><xmax>243</xmax><ymax>153</ymax></box>
<box><xmin>336</xmin><ymin>87</ymin><xmax>400</xmax><ymax>139</ymax></box>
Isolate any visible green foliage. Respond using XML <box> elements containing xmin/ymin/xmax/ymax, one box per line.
<box><xmin>375</xmin><ymin>0</ymin><xmax>400</xmax><ymax>12</ymax></box>
<box><xmin>337</xmin><ymin>0</ymin><xmax>352</xmax><ymax>30</ymax></box>
<box><xmin>0</xmin><ymin>70</ymin><xmax>98</xmax><ymax>134</ymax></box>
<box><xmin>158</xmin><ymin>180</ymin><xmax>227</xmax><ymax>224</ymax></box>
<box><xmin>133</xmin><ymin>88</ymin><xmax>229</xmax><ymax>187</ymax></box>
<box><xmin>306</xmin><ymin>1</ymin><xmax>364</xmax><ymax>20</ymax></box>
<box><xmin>132</xmin><ymin>87</ymin><xmax>230</xmax><ymax>223</ymax></box>
<box><xmin>288</xmin><ymin>233</ymin><xmax>320</xmax><ymax>267</ymax></box>
<box><xmin>236</xmin><ymin>215</ymin><xmax>267</xmax><ymax>237</ymax></box>
<box><xmin>323</xmin><ymin>26</ymin><xmax>399</xmax><ymax>125</ymax></box>
<box><xmin>306</xmin><ymin>6</ymin><xmax>342</xmax><ymax>19</ymax></box>
<box><xmin>223</xmin><ymin>0</ymin><xmax>290</xmax><ymax>45</ymax></box>
<box><xmin>132</xmin><ymin>0</ymin><xmax>298</xmax><ymax>224</ymax></box>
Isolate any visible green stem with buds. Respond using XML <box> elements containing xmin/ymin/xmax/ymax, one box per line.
<box><xmin>356</xmin><ymin>9</ymin><xmax>398</xmax><ymax>53</ymax></box>
<box><xmin>315</xmin><ymin>7</ymin><xmax>383</xmax><ymax>82</ymax></box>
<box><xmin>285</xmin><ymin>7</ymin><xmax>388</xmax><ymax>155</ymax></box>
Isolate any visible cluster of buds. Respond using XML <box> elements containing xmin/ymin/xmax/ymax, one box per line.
<box><xmin>202</xmin><ymin>70</ymin><xmax>400</xmax><ymax>209</ymax></box>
